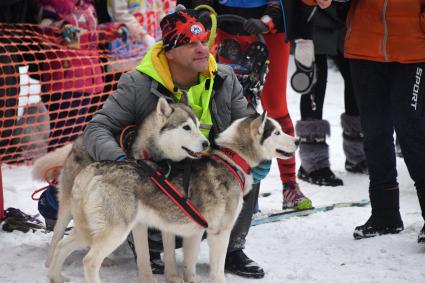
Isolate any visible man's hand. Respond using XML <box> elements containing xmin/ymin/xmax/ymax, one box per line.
<box><xmin>316</xmin><ymin>0</ymin><xmax>332</xmax><ymax>9</ymax></box>
<box><xmin>243</xmin><ymin>18</ymin><xmax>269</xmax><ymax>34</ymax></box>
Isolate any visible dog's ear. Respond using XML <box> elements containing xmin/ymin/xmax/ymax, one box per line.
<box><xmin>157</xmin><ymin>97</ymin><xmax>173</xmax><ymax>117</ymax></box>
<box><xmin>251</xmin><ymin>112</ymin><xmax>268</xmax><ymax>136</ymax></box>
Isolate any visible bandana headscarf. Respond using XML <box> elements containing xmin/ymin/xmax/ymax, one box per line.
<box><xmin>160</xmin><ymin>10</ymin><xmax>209</xmax><ymax>52</ymax></box>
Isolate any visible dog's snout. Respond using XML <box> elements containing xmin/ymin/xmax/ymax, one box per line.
<box><xmin>202</xmin><ymin>140</ymin><xmax>210</xmax><ymax>150</ymax></box>
<box><xmin>294</xmin><ymin>138</ymin><xmax>300</xmax><ymax>147</ymax></box>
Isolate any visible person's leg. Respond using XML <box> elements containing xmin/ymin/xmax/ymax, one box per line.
<box><xmin>297</xmin><ymin>54</ymin><xmax>343</xmax><ymax>186</ymax></box>
<box><xmin>261</xmin><ymin>33</ymin><xmax>312</xmax><ymax>210</ymax></box>
<box><xmin>350</xmin><ymin>59</ymin><xmax>403</xmax><ymax>239</ymax></box>
<box><xmin>225</xmin><ymin>183</ymin><xmax>264</xmax><ymax>278</ymax></box>
<box><xmin>389</xmin><ymin>62</ymin><xmax>425</xmax><ymax>243</ymax></box>
<box><xmin>0</xmin><ymin>43</ymin><xmax>20</xmax><ymax>161</ymax></box>
<box><xmin>332</xmin><ymin>53</ymin><xmax>367</xmax><ymax>174</ymax></box>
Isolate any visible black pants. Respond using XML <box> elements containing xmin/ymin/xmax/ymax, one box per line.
<box><xmin>300</xmin><ymin>52</ymin><xmax>359</xmax><ymax>120</ymax></box>
<box><xmin>350</xmin><ymin>59</ymin><xmax>425</xmax><ymax>190</ymax></box>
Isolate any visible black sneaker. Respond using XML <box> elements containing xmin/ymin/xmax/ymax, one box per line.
<box><xmin>225</xmin><ymin>250</ymin><xmax>264</xmax><ymax>279</ymax></box>
<box><xmin>127</xmin><ymin>234</ymin><xmax>164</xmax><ymax>274</ymax></box>
<box><xmin>297</xmin><ymin>166</ymin><xmax>343</xmax><ymax>187</ymax></box>
<box><xmin>345</xmin><ymin>160</ymin><xmax>368</xmax><ymax>174</ymax></box>
<box><xmin>418</xmin><ymin>224</ymin><xmax>425</xmax><ymax>244</ymax></box>
<box><xmin>353</xmin><ymin>214</ymin><xmax>404</xmax><ymax>240</ymax></box>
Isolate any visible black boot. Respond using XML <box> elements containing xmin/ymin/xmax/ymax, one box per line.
<box><xmin>296</xmin><ymin>120</ymin><xmax>343</xmax><ymax>187</ymax></box>
<box><xmin>418</xmin><ymin>224</ymin><xmax>425</xmax><ymax>244</ymax></box>
<box><xmin>353</xmin><ymin>213</ymin><xmax>404</xmax><ymax>239</ymax></box>
<box><xmin>149</xmin><ymin>251</ymin><xmax>165</xmax><ymax>274</ymax></box>
<box><xmin>298</xmin><ymin>166</ymin><xmax>343</xmax><ymax>187</ymax></box>
<box><xmin>225</xmin><ymin>250</ymin><xmax>265</xmax><ymax>279</ymax></box>
<box><xmin>354</xmin><ymin>186</ymin><xmax>404</xmax><ymax>239</ymax></box>
<box><xmin>341</xmin><ymin>113</ymin><xmax>368</xmax><ymax>174</ymax></box>
<box><xmin>345</xmin><ymin>160</ymin><xmax>368</xmax><ymax>174</ymax></box>
<box><xmin>417</xmin><ymin>187</ymin><xmax>425</xmax><ymax>244</ymax></box>
<box><xmin>127</xmin><ymin>233</ymin><xmax>165</xmax><ymax>274</ymax></box>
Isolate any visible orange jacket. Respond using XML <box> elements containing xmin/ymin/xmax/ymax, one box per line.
<box><xmin>303</xmin><ymin>0</ymin><xmax>425</xmax><ymax>63</ymax></box>
<box><xmin>344</xmin><ymin>0</ymin><xmax>425</xmax><ymax>63</ymax></box>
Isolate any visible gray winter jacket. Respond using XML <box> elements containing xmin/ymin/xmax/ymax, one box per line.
<box><xmin>83</xmin><ymin>64</ymin><xmax>253</xmax><ymax>161</ymax></box>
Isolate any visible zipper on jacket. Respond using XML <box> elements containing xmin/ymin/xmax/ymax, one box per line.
<box><xmin>382</xmin><ymin>0</ymin><xmax>389</xmax><ymax>62</ymax></box>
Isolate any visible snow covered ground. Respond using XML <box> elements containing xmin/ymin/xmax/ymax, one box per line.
<box><xmin>1</xmin><ymin>58</ymin><xmax>424</xmax><ymax>283</ymax></box>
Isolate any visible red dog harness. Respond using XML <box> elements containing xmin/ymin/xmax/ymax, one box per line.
<box><xmin>135</xmin><ymin>147</ymin><xmax>251</xmax><ymax>228</ymax></box>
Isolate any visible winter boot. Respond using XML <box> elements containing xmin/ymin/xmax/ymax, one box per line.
<box><xmin>127</xmin><ymin>233</ymin><xmax>165</xmax><ymax>274</ymax></box>
<box><xmin>395</xmin><ymin>136</ymin><xmax>403</xmax><ymax>158</ymax></box>
<box><xmin>417</xmin><ymin>187</ymin><xmax>425</xmax><ymax>244</ymax></box>
<box><xmin>282</xmin><ymin>182</ymin><xmax>312</xmax><ymax>210</ymax></box>
<box><xmin>341</xmin><ymin>113</ymin><xmax>368</xmax><ymax>174</ymax></box>
<box><xmin>296</xmin><ymin>120</ymin><xmax>343</xmax><ymax>186</ymax></box>
<box><xmin>225</xmin><ymin>249</ymin><xmax>265</xmax><ymax>279</ymax></box>
<box><xmin>354</xmin><ymin>186</ymin><xmax>404</xmax><ymax>239</ymax></box>
<box><xmin>37</xmin><ymin>185</ymin><xmax>59</xmax><ymax>231</ymax></box>
<box><xmin>418</xmin><ymin>224</ymin><xmax>425</xmax><ymax>245</ymax></box>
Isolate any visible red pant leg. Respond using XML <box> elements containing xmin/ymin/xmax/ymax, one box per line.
<box><xmin>261</xmin><ymin>33</ymin><xmax>296</xmax><ymax>184</ymax></box>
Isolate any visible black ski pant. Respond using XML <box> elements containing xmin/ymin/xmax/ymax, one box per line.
<box><xmin>350</xmin><ymin>59</ymin><xmax>425</xmax><ymax>219</ymax></box>
<box><xmin>300</xmin><ymin>51</ymin><xmax>358</xmax><ymax>120</ymax></box>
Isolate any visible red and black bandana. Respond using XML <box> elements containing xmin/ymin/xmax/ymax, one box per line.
<box><xmin>160</xmin><ymin>10</ymin><xmax>209</xmax><ymax>52</ymax></box>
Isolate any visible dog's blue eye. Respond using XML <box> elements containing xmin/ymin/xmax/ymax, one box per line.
<box><xmin>183</xmin><ymin>125</ymin><xmax>191</xmax><ymax>131</ymax></box>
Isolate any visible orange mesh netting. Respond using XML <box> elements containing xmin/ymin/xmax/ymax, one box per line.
<box><xmin>0</xmin><ymin>3</ymin><xmax>175</xmax><ymax>165</ymax></box>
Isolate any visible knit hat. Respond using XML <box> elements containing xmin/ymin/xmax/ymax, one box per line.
<box><xmin>160</xmin><ymin>10</ymin><xmax>209</xmax><ymax>52</ymax></box>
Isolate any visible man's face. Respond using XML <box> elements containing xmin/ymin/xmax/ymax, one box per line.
<box><xmin>166</xmin><ymin>40</ymin><xmax>210</xmax><ymax>73</ymax></box>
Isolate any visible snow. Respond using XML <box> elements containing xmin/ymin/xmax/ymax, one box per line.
<box><xmin>1</xmin><ymin>58</ymin><xmax>424</xmax><ymax>283</ymax></box>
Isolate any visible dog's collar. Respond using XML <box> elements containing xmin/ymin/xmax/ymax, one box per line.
<box><xmin>218</xmin><ymin>147</ymin><xmax>251</xmax><ymax>175</ymax></box>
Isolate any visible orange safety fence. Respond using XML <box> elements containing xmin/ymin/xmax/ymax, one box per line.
<box><xmin>0</xmin><ymin>9</ymin><xmax>177</xmax><ymax>164</ymax></box>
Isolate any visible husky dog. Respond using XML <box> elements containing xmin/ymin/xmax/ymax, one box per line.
<box><xmin>47</xmin><ymin>113</ymin><xmax>298</xmax><ymax>283</ymax></box>
<box><xmin>32</xmin><ymin>98</ymin><xmax>209</xmax><ymax>268</ymax></box>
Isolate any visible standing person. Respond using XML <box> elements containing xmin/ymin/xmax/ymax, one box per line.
<box><xmin>293</xmin><ymin>1</ymin><xmax>367</xmax><ymax>187</ymax></box>
<box><xmin>337</xmin><ymin>0</ymin><xmax>425</xmax><ymax>243</ymax></box>
<box><xmin>35</xmin><ymin>0</ymin><xmax>105</xmax><ymax>149</ymax></box>
<box><xmin>180</xmin><ymin>0</ymin><xmax>315</xmax><ymax>214</ymax></box>
<box><xmin>0</xmin><ymin>0</ymin><xmax>41</xmax><ymax>161</ymax></box>
<box><xmin>83</xmin><ymin>9</ymin><xmax>272</xmax><ymax>278</ymax></box>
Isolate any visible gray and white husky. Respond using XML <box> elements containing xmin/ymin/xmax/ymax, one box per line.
<box><xmin>47</xmin><ymin>112</ymin><xmax>299</xmax><ymax>283</ymax></box>
<box><xmin>32</xmin><ymin>98</ymin><xmax>209</xmax><ymax>268</ymax></box>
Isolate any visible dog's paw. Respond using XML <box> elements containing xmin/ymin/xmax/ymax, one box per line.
<box><xmin>48</xmin><ymin>273</ymin><xmax>70</xmax><ymax>283</ymax></box>
<box><xmin>101</xmin><ymin>257</ymin><xmax>115</xmax><ymax>267</ymax></box>
<box><xmin>184</xmin><ymin>273</ymin><xmax>201</xmax><ymax>283</ymax></box>
<box><xmin>165</xmin><ymin>274</ymin><xmax>185</xmax><ymax>283</ymax></box>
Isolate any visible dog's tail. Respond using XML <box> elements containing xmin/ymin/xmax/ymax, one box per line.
<box><xmin>32</xmin><ymin>143</ymin><xmax>73</xmax><ymax>182</ymax></box>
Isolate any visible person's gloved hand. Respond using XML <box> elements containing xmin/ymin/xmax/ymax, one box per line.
<box><xmin>243</xmin><ymin>18</ymin><xmax>269</xmax><ymax>34</ymax></box>
<box><xmin>117</xmin><ymin>25</ymin><xmax>130</xmax><ymax>44</ymax></box>
<box><xmin>294</xmin><ymin>39</ymin><xmax>314</xmax><ymax>68</ymax></box>
<box><xmin>251</xmin><ymin>160</ymin><xmax>272</xmax><ymax>184</ymax></box>
<box><xmin>62</xmin><ymin>24</ymin><xmax>80</xmax><ymax>44</ymax></box>
<box><xmin>291</xmin><ymin>39</ymin><xmax>317</xmax><ymax>95</ymax></box>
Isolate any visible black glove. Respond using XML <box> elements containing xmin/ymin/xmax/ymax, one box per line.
<box><xmin>243</xmin><ymin>18</ymin><xmax>269</xmax><ymax>34</ymax></box>
<box><xmin>119</xmin><ymin>125</ymin><xmax>136</xmax><ymax>155</ymax></box>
